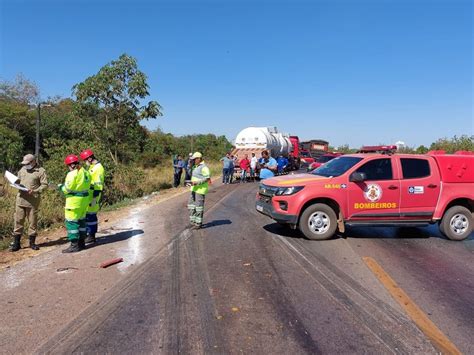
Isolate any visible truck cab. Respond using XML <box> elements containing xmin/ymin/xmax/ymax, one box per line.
<box><xmin>256</xmin><ymin>147</ymin><xmax>474</xmax><ymax>241</ymax></box>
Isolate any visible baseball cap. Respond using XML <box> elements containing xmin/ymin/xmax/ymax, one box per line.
<box><xmin>21</xmin><ymin>154</ymin><xmax>36</xmax><ymax>165</ymax></box>
<box><xmin>191</xmin><ymin>152</ymin><xmax>203</xmax><ymax>159</ymax></box>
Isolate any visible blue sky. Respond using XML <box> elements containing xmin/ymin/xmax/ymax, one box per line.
<box><xmin>1</xmin><ymin>0</ymin><xmax>472</xmax><ymax>148</ymax></box>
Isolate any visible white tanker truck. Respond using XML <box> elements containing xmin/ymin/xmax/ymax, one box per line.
<box><xmin>231</xmin><ymin>127</ymin><xmax>300</xmax><ymax>171</ymax></box>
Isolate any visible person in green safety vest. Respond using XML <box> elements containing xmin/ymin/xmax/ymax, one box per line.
<box><xmin>58</xmin><ymin>154</ymin><xmax>91</xmax><ymax>253</ymax></box>
<box><xmin>187</xmin><ymin>152</ymin><xmax>211</xmax><ymax>229</ymax></box>
<box><xmin>80</xmin><ymin>149</ymin><xmax>105</xmax><ymax>245</ymax></box>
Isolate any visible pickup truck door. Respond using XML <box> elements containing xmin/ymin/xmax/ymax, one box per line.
<box><xmin>347</xmin><ymin>157</ymin><xmax>401</xmax><ymax>220</ymax></box>
<box><xmin>397</xmin><ymin>157</ymin><xmax>441</xmax><ymax>219</ymax></box>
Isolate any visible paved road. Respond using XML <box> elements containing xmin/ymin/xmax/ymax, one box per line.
<box><xmin>38</xmin><ymin>182</ymin><xmax>473</xmax><ymax>354</ymax></box>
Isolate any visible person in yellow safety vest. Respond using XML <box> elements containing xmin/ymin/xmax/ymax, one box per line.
<box><xmin>187</xmin><ymin>152</ymin><xmax>211</xmax><ymax>230</ymax></box>
<box><xmin>59</xmin><ymin>154</ymin><xmax>91</xmax><ymax>253</ymax></box>
<box><xmin>80</xmin><ymin>149</ymin><xmax>105</xmax><ymax>245</ymax></box>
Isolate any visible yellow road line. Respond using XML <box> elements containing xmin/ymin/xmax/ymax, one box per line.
<box><xmin>363</xmin><ymin>256</ymin><xmax>461</xmax><ymax>355</ymax></box>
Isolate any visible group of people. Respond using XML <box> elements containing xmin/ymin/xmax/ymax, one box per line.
<box><xmin>11</xmin><ymin>149</ymin><xmax>105</xmax><ymax>254</ymax></box>
<box><xmin>12</xmin><ymin>149</ymin><xmax>212</xmax><ymax>255</ymax></box>
<box><xmin>220</xmin><ymin>150</ymin><xmax>286</xmax><ymax>183</ymax></box>
<box><xmin>172</xmin><ymin>154</ymin><xmax>194</xmax><ymax>188</ymax></box>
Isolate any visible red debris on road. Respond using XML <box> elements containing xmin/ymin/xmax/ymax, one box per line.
<box><xmin>100</xmin><ymin>258</ymin><xmax>123</xmax><ymax>268</ymax></box>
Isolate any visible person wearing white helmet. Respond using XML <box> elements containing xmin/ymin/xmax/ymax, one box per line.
<box><xmin>187</xmin><ymin>152</ymin><xmax>211</xmax><ymax>229</ymax></box>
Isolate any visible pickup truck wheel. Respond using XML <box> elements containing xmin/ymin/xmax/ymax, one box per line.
<box><xmin>299</xmin><ymin>203</ymin><xmax>337</xmax><ymax>241</ymax></box>
<box><xmin>440</xmin><ymin>206</ymin><xmax>473</xmax><ymax>241</ymax></box>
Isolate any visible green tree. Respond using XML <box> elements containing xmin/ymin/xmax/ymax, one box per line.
<box><xmin>415</xmin><ymin>145</ymin><xmax>429</xmax><ymax>154</ymax></box>
<box><xmin>0</xmin><ymin>124</ymin><xmax>24</xmax><ymax>171</ymax></box>
<box><xmin>72</xmin><ymin>54</ymin><xmax>163</xmax><ymax>164</ymax></box>
<box><xmin>429</xmin><ymin>135</ymin><xmax>474</xmax><ymax>153</ymax></box>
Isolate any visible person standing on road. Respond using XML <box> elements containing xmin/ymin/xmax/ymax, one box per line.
<box><xmin>220</xmin><ymin>153</ymin><xmax>232</xmax><ymax>184</ymax></box>
<box><xmin>173</xmin><ymin>155</ymin><xmax>185</xmax><ymax>188</ymax></box>
<box><xmin>250</xmin><ymin>152</ymin><xmax>258</xmax><ymax>181</ymax></box>
<box><xmin>187</xmin><ymin>152</ymin><xmax>211</xmax><ymax>229</ymax></box>
<box><xmin>80</xmin><ymin>149</ymin><xmax>105</xmax><ymax>245</ymax></box>
<box><xmin>10</xmin><ymin>154</ymin><xmax>48</xmax><ymax>252</ymax></box>
<box><xmin>259</xmin><ymin>150</ymin><xmax>277</xmax><ymax>180</ymax></box>
<box><xmin>184</xmin><ymin>153</ymin><xmax>193</xmax><ymax>182</ymax></box>
<box><xmin>229</xmin><ymin>155</ymin><xmax>236</xmax><ymax>183</ymax></box>
<box><xmin>239</xmin><ymin>154</ymin><xmax>250</xmax><ymax>183</ymax></box>
<box><xmin>59</xmin><ymin>154</ymin><xmax>91</xmax><ymax>253</ymax></box>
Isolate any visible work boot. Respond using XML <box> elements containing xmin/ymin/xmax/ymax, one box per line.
<box><xmin>78</xmin><ymin>235</ymin><xmax>86</xmax><ymax>250</ymax></box>
<box><xmin>10</xmin><ymin>235</ymin><xmax>21</xmax><ymax>252</ymax></box>
<box><xmin>84</xmin><ymin>234</ymin><xmax>96</xmax><ymax>244</ymax></box>
<box><xmin>62</xmin><ymin>240</ymin><xmax>80</xmax><ymax>253</ymax></box>
<box><xmin>29</xmin><ymin>235</ymin><xmax>40</xmax><ymax>250</ymax></box>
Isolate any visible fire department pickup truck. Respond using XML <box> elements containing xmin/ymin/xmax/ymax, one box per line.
<box><xmin>256</xmin><ymin>147</ymin><xmax>474</xmax><ymax>241</ymax></box>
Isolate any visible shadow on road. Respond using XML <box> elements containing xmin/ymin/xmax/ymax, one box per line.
<box><xmin>95</xmin><ymin>229</ymin><xmax>145</xmax><ymax>246</ymax></box>
<box><xmin>202</xmin><ymin>219</ymin><xmax>232</xmax><ymax>229</ymax></box>
<box><xmin>263</xmin><ymin>223</ymin><xmax>460</xmax><ymax>242</ymax></box>
<box><xmin>38</xmin><ymin>237</ymin><xmax>69</xmax><ymax>248</ymax></box>
<box><xmin>343</xmin><ymin>225</ymin><xmax>446</xmax><ymax>240</ymax></box>
<box><xmin>263</xmin><ymin>223</ymin><xmax>304</xmax><ymax>239</ymax></box>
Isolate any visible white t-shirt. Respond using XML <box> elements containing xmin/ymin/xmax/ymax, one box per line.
<box><xmin>250</xmin><ymin>156</ymin><xmax>258</xmax><ymax>169</ymax></box>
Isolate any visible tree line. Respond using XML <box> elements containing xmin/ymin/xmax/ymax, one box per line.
<box><xmin>0</xmin><ymin>54</ymin><xmax>233</xmax><ymax>203</ymax></box>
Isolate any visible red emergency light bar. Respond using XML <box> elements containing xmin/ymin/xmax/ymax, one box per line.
<box><xmin>358</xmin><ymin>145</ymin><xmax>397</xmax><ymax>154</ymax></box>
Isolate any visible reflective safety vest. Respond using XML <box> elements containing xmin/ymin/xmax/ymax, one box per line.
<box><xmin>87</xmin><ymin>161</ymin><xmax>105</xmax><ymax>213</ymax></box>
<box><xmin>61</xmin><ymin>167</ymin><xmax>91</xmax><ymax>209</ymax></box>
<box><xmin>88</xmin><ymin>162</ymin><xmax>105</xmax><ymax>192</ymax></box>
<box><xmin>191</xmin><ymin>162</ymin><xmax>211</xmax><ymax>195</ymax></box>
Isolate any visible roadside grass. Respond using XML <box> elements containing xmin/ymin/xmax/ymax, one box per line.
<box><xmin>0</xmin><ymin>161</ymin><xmax>222</xmax><ymax>250</ymax></box>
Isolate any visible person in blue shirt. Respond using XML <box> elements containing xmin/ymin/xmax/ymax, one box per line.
<box><xmin>220</xmin><ymin>153</ymin><xmax>233</xmax><ymax>184</ymax></box>
<box><xmin>276</xmin><ymin>155</ymin><xmax>289</xmax><ymax>175</ymax></box>
<box><xmin>173</xmin><ymin>155</ymin><xmax>186</xmax><ymax>187</ymax></box>
<box><xmin>259</xmin><ymin>150</ymin><xmax>278</xmax><ymax>179</ymax></box>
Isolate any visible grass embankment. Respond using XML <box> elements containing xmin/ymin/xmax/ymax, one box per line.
<box><xmin>0</xmin><ymin>161</ymin><xmax>221</xmax><ymax>250</ymax></box>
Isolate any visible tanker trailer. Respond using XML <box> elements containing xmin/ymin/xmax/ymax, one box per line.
<box><xmin>232</xmin><ymin>127</ymin><xmax>293</xmax><ymax>158</ymax></box>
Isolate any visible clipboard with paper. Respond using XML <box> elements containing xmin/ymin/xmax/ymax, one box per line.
<box><xmin>4</xmin><ymin>170</ymin><xmax>29</xmax><ymax>192</ymax></box>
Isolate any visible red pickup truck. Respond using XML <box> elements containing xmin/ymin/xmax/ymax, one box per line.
<box><xmin>256</xmin><ymin>150</ymin><xmax>474</xmax><ymax>241</ymax></box>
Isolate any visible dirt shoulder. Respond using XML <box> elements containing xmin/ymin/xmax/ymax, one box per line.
<box><xmin>0</xmin><ymin>186</ymin><xmax>190</xmax><ymax>270</ymax></box>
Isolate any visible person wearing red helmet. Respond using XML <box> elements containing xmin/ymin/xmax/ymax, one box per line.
<box><xmin>58</xmin><ymin>154</ymin><xmax>91</xmax><ymax>253</ymax></box>
<box><xmin>80</xmin><ymin>149</ymin><xmax>105</xmax><ymax>244</ymax></box>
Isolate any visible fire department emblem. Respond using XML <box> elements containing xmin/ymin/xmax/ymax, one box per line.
<box><xmin>364</xmin><ymin>184</ymin><xmax>382</xmax><ymax>202</ymax></box>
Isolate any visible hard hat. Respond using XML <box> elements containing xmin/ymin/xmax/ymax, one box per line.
<box><xmin>80</xmin><ymin>149</ymin><xmax>94</xmax><ymax>161</ymax></box>
<box><xmin>64</xmin><ymin>154</ymin><xmax>79</xmax><ymax>165</ymax></box>
<box><xmin>21</xmin><ymin>154</ymin><xmax>36</xmax><ymax>165</ymax></box>
<box><xmin>191</xmin><ymin>152</ymin><xmax>202</xmax><ymax>159</ymax></box>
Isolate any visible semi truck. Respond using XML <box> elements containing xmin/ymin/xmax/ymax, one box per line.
<box><xmin>232</xmin><ymin>127</ymin><xmax>300</xmax><ymax>170</ymax></box>
<box><xmin>300</xmin><ymin>139</ymin><xmax>329</xmax><ymax>159</ymax></box>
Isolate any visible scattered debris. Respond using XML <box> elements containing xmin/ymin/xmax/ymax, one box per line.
<box><xmin>100</xmin><ymin>257</ymin><xmax>123</xmax><ymax>268</ymax></box>
<box><xmin>56</xmin><ymin>267</ymin><xmax>78</xmax><ymax>273</ymax></box>
<box><xmin>243</xmin><ymin>262</ymin><xmax>252</xmax><ymax>266</ymax></box>
<box><xmin>231</xmin><ymin>307</ymin><xmax>240</xmax><ymax>312</ymax></box>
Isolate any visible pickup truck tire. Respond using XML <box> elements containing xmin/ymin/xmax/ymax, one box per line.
<box><xmin>440</xmin><ymin>206</ymin><xmax>473</xmax><ymax>241</ymax></box>
<box><xmin>299</xmin><ymin>203</ymin><xmax>337</xmax><ymax>240</ymax></box>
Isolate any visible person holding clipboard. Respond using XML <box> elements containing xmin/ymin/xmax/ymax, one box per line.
<box><xmin>10</xmin><ymin>154</ymin><xmax>48</xmax><ymax>252</ymax></box>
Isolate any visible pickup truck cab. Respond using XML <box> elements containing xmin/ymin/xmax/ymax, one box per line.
<box><xmin>256</xmin><ymin>149</ymin><xmax>474</xmax><ymax>241</ymax></box>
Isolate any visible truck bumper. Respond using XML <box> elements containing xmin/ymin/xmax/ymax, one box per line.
<box><xmin>255</xmin><ymin>200</ymin><xmax>298</xmax><ymax>225</ymax></box>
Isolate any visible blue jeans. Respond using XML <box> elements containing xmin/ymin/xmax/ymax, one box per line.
<box><xmin>222</xmin><ymin>168</ymin><xmax>230</xmax><ymax>183</ymax></box>
<box><xmin>241</xmin><ymin>170</ymin><xmax>247</xmax><ymax>182</ymax></box>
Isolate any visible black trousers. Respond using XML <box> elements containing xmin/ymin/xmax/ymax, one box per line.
<box><xmin>173</xmin><ymin>171</ymin><xmax>182</xmax><ymax>187</ymax></box>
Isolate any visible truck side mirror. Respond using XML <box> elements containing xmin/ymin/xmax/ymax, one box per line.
<box><xmin>350</xmin><ymin>172</ymin><xmax>367</xmax><ymax>182</ymax></box>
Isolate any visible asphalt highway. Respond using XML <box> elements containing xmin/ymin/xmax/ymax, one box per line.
<box><xmin>37</xmin><ymin>182</ymin><xmax>473</xmax><ymax>354</ymax></box>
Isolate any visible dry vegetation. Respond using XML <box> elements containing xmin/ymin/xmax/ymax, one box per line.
<box><xmin>0</xmin><ymin>161</ymin><xmax>222</xmax><ymax>250</ymax></box>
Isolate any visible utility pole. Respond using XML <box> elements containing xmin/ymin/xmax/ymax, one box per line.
<box><xmin>33</xmin><ymin>102</ymin><xmax>52</xmax><ymax>162</ymax></box>
<box><xmin>35</xmin><ymin>103</ymin><xmax>41</xmax><ymax>159</ymax></box>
